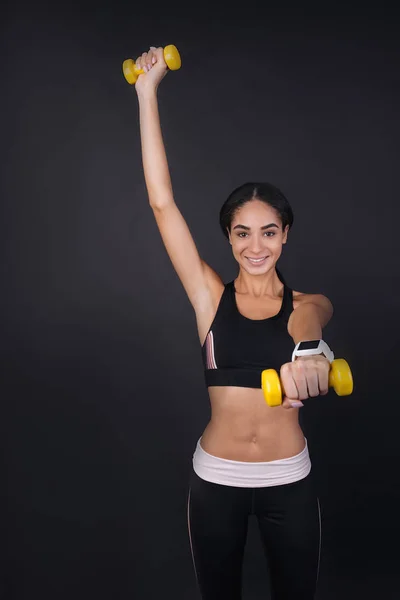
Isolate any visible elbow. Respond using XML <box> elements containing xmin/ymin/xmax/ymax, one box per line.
<box><xmin>147</xmin><ymin>187</ymin><xmax>174</xmax><ymax>210</ymax></box>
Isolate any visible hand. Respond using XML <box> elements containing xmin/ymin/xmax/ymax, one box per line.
<box><xmin>280</xmin><ymin>355</ymin><xmax>330</xmax><ymax>410</ymax></box>
<box><xmin>134</xmin><ymin>47</ymin><xmax>168</xmax><ymax>96</ymax></box>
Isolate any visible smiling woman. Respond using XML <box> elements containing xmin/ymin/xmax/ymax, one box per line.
<box><xmin>131</xmin><ymin>44</ymin><xmax>335</xmax><ymax>600</ymax></box>
<box><xmin>219</xmin><ymin>183</ymin><xmax>293</xmax><ymax>278</ymax></box>
<box><xmin>227</xmin><ymin>199</ymin><xmax>289</xmax><ymax>274</ymax></box>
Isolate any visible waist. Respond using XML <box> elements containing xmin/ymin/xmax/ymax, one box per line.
<box><xmin>192</xmin><ymin>437</ymin><xmax>311</xmax><ymax>488</ymax></box>
<box><xmin>205</xmin><ymin>386</ymin><xmax>303</xmax><ymax>458</ymax></box>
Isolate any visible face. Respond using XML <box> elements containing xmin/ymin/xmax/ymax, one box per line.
<box><xmin>228</xmin><ymin>199</ymin><xmax>289</xmax><ymax>274</ymax></box>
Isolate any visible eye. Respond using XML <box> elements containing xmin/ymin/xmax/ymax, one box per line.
<box><xmin>237</xmin><ymin>232</ymin><xmax>248</xmax><ymax>238</ymax></box>
<box><xmin>264</xmin><ymin>231</ymin><xmax>275</xmax><ymax>237</ymax></box>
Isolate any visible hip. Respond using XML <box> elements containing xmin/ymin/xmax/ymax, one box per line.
<box><xmin>192</xmin><ymin>434</ymin><xmax>311</xmax><ymax>488</ymax></box>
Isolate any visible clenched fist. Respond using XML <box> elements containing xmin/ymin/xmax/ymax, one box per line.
<box><xmin>134</xmin><ymin>47</ymin><xmax>168</xmax><ymax>95</ymax></box>
<box><xmin>280</xmin><ymin>355</ymin><xmax>330</xmax><ymax>409</ymax></box>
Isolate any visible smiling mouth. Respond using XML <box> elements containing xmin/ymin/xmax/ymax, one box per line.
<box><xmin>246</xmin><ymin>256</ymin><xmax>268</xmax><ymax>264</ymax></box>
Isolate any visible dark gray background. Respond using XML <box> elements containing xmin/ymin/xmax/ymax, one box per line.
<box><xmin>2</xmin><ymin>1</ymin><xmax>400</xmax><ymax>598</ymax></box>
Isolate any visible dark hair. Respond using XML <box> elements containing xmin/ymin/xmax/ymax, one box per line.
<box><xmin>219</xmin><ymin>182</ymin><xmax>294</xmax><ymax>239</ymax></box>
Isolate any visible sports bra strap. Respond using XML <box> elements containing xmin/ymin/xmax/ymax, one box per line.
<box><xmin>281</xmin><ymin>282</ymin><xmax>294</xmax><ymax>325</ymax></box>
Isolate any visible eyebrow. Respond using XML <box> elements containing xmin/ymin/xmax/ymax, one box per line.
<box><xmin>232</xmin><ymin>223</ymin><xmax>279</xmax><ymax>231</ymax></box>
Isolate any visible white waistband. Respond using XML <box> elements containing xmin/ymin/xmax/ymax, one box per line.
<box><xmin>193</xmin><ymin>438</ymin><xmax>311</xmax><ymax>488</ymax></box>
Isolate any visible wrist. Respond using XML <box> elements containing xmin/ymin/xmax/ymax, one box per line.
<box><xmin>136</xmin><ymin>85</ymin><xmax>159</xmax><ymax>103</ymax></box>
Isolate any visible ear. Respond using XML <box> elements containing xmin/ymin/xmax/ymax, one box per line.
<box><xmin>282</xmin><ymin>225</ymin><xmax>289</xmax><ymax>244</ymax></box>
<box><xmin>227</xmin><ymin>228</ymin><xmax>232</xmax><ymax>245</ymax></box>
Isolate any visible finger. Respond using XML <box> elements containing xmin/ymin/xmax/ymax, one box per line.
<box><xmin>282</xmin><ymin>396</ymin><xmax>304</xmax><ymax>410</ymax></box>
<box><xmin>280</xmin><ymin>363</ymin><xmax>298</xmax><ymax>399</ymax></box>
<box><xmin>144</xmin><ymin>49</ymin><xmax>153</xmax><ymax>71</ymax></box>
<box><xmin>292</xmin><ymin>360</ymin><xmax>309</xmax><ymax>401</ymax></box>
<box><xmin>149</xmin><ymin>46</ymin><xmax>157</xmax><ymax>64</ymax></box>
<box><xmin>317</xmin><ymin>361</ymin><xmax>330</xmax><ymax>395</ymax></box>
<box><xmin>141</xmin><ymin>52</ymin><xmax>149</xmax><ymax>72</ymax></box>
<box><xmin>305</xmin><ymin>364</ymin><xmax>319</xmax><ymax>397</ymax></box>
<box><xmin>154</xmin><ymin>46</ymin><xmax>166</xmax><ymax>67</ymax></box>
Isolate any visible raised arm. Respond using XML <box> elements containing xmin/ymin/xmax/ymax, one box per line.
<box><xmin>134</xmin><ymin>46</ymin><xmax>223</xmax><ymax>311</ymax></box>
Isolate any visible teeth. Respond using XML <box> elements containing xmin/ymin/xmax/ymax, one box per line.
<box><xmin>248</xmin><ymin>257</ymin><xmax>266</xmax><ymax>263</ymax></box>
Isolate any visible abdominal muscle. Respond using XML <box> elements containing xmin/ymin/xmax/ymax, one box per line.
<box><xmin>200</xmin><ymin>386</ymin><xmax>306</xmax><ymax>462</ymax></box>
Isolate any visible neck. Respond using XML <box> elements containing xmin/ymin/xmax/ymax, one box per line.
<box><xmin>235</xmin><ymin>268</ymin><xmax>284</xmax><ymax>298</ymax></box>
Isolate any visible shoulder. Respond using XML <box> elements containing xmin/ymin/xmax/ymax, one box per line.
<box><xmin>292</xmin><ymin>290</ymin><xmax>333</xmax><ymax>312</ymax></box>
<box><xmin>291</xmin><ymin>290</ymin><xmax>334</xmax><ymax>326</ymax></box>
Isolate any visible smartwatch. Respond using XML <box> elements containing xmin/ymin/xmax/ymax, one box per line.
<box><xmin>292</xmin><ymin>340</ymin><xmax>334</xmax><ymax>363</ymax></box>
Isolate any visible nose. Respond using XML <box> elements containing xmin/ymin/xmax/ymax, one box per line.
<box><xmin>248</xmin><ymin>234</ymin><xmax>265</xmax><ymax>254</ymax></box>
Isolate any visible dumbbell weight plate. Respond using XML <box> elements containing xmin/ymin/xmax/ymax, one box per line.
<box><xmin>261</xmin><ymin>369</ymin><xmax>283</xmax><ymax>407</ymax></box>
<box><xmin>329</xmin><ymin>358</ymin><xmax>354</xmax><ymax>396</ymax></box>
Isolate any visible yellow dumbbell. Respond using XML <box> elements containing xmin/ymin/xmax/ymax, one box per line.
<box><xmin>261</xmin><ymin>358</ymin><xmax>354</xmax><ymax>407</ymax></box>
<box><xmin>122</xmin><ymin>44</ymin><xmax>181</xmax><ymax>85</ymax></box>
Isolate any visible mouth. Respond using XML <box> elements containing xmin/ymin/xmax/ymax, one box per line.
<box><xmin>245</xmin><ymin>256</ymin><xmax>269</xmax><ymax>266</ymax></box>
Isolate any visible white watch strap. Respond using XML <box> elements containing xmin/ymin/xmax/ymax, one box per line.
<box><xmin>292</xmin><ymin>340</ymin><xmax>334</xmax><ymax>363</ymax></box>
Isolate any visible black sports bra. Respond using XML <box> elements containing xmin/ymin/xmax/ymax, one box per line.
<box><xmin>201</xmin><ymin>272</ymin><xmax>295</xmax><ymax>388</ymax></box>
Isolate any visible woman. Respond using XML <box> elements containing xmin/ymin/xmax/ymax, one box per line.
<box><xmin>133</xmin><ymin>46</ymin><xmax>334</xmax><ymax>600</ymax></box>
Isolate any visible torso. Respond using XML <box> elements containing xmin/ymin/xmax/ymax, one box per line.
<box><xmin>194</xmin><ymin>276</ymin><xmax>307</xmax><ymax>462</ymax></box>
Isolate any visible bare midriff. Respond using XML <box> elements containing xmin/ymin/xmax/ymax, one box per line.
<box><xmin>200</xmin><ymin>386</ymin><xmax>306</xmax><ymax>462</ymax></box>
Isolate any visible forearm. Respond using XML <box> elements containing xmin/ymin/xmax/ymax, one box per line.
<box><xmin>137</xmin><ymin>90</ymin><xmax>174</xmax><ymax>208</ymax></box>
<box><xmin>288</xmin><ymin>302</ymin><xmax>326</xmax><ymax>343</ymax></box>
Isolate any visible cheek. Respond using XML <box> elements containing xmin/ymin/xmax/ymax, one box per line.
<box><xmin>231</xmin><ymin>238</ymin><xmax>245</xmax><ymax>251</ymax></box>
<box><xmin>271</xmin><ymin>236</ymin><xmax>285</xmax><ymax>248</ymax></box>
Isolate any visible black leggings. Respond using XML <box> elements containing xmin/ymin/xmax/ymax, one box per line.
<box><xmin>187</xmin><ymin>470</ymin><xmax>321</xmax><ymax>600</ymax></box>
